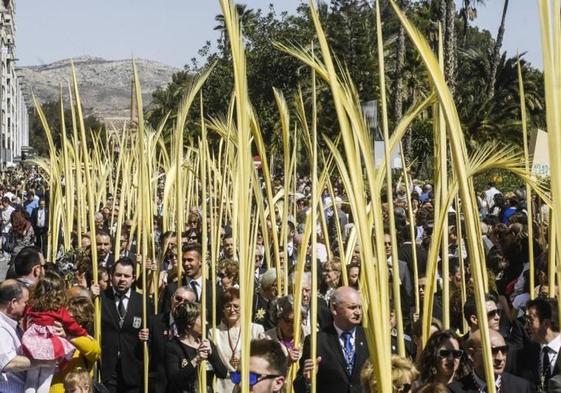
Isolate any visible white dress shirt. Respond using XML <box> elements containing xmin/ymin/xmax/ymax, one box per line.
<box><xmin>334</xmin><ymin>323</ymin><xmax>356</xmax><ymax>351</ymax></box>
<box><xmin>543</xmin><ymin>334</ymin><xmax>561</xmax><ymax>374</ymax></box>
<box><xmin>0</xmin><ymin>311</ymin><xmax>25</xmax><ymax>393</ymax></box>
<box><xmin>113</xmin><ymin>288</ymin><xmax>131</xmax><ymax>313</ymax></box>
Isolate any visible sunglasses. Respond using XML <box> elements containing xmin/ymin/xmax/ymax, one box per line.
<box><xmin>394</xmin><ymin>383</ymin><xmax>412</xmax><ymax>393</ymax></box>
<box><xmin>438</xmin><ymin>349</ymin><xmax>464</xmax><ymax>359</ymax></box>
<box><xmin>491</xmin><ymin>345</ymin><xmax>509</xmax><ymax>355</ymax></box>
<box><xmin>230</xmin><ymin>371</ymin><xmax>281</xmax><ymax>387</ymax></box>
<box><xmin>487</xmin><ymin>309</ymin><xmax>500</xmax><ymax>318</ymax></box>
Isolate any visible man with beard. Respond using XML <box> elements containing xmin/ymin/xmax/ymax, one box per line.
<box><xmin>100</xmin><ymin>257</ymin><xmax>155</xmax><ymax>393</ymax></box>
<box><xmin>449</xmin><ymin>329</ymin><xmax>530</xmax><ymax>393</ymax></box>
<box><xmin>294</xmin><ymin>287</ymin><xmax>369</xmax><ymax>393</ymax></box>
<box><xmin>96</xmin><ymin>231</ymin><xmax>115</xmax><ymax>270</ymax></box>
<box><xmin>515</xmin><ymin>297</ymin><xmax>561</xmax><ymax>392</ymax></box>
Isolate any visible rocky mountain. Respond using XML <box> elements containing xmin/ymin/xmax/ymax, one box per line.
<box><xmin>18</xmin><ymin>56</ymin><xmax>180</xmax><ymax>120</ymax></box>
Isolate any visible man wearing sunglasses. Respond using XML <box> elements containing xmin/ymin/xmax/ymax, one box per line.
<box><xmin>515</xmin><ymin>297</ymin><xmax>561</xmax><ymax>392</ymax></box>
<box><xmin>231</xmin><ymin>339</ymin><xmax>287</xmax><ymax>393</ymax></box>
<box><xmin>449</xmin><ymin>329</ymin><xmax>530</xmax><ymax>393</ymax></box>
<box><xmin>294</xmin><ymin>286</ymin><xmax>368</xmax><ymax>393</ymax></box>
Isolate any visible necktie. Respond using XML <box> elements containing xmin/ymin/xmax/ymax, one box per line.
<box><xmin>341</xmin><ymin>331</ymin><xmax>355</xmax><ymax>376</ymax></box>
<box><xmin>542</xmin><ymin>346</ymin><xmax>552</xmax><ymax>390</ymax></box>
<box><xmin>190</xmin><ymin>280</ymin><xmax>199</xmax><ymax>301</ymax></box>
<box><xmin>117</xmin><ymin>293</ymin><xmax>126</xmax><ymax>319</ymax></box>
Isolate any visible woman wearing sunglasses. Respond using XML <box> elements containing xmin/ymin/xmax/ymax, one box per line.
<box><xmin>416</xmin><ymin>330</ymin><xmax>466</xmax><ymax>388</ymax></box>
<box><xmin>260</xmin><ymin>296</ymin><xmax>303</xmax><ymax>364</ymax></box>
<box><xmin>165</xmin><ymin>301</ymin><xmax>227</xmax><ymax>393</ymax></box>
<box><xmin>210</xmin><ymin>287</ymin><xmax>265</xmax><ymax>393</ymax></box>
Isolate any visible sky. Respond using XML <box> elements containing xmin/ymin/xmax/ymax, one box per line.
<box><xmin>16</xmin><ymin>1</ymin><xmax>541</xmax><ymax>69</ymax></box>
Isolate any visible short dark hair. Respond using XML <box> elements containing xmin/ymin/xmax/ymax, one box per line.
<box><xmin>14</xmin><ymin>246</ymin><xmax>43</xmax><ymax>277</ymax></box>
<box><xmin>463</xmin><ymin>293</ymin><xmax>497</xmax><ymax>325</ymax></box>
<box><xmin>527</xmin><ymin>297</ymin><xmax>560</xmax><ymax>332</ymax></box>
<box><xmin>182</xmin><ymin>242</ymin><xmax>202</xmax><ymax>255</ymax></box>
<box><xmin>0</xmin><ymin>280</ymin><xmax>26</xmax><ymax>306</ymax></box>
<box><xmin>111</xmin><ymin>256</ymin><xmax>136</xmax><ymax>276</ymax></box>
<box><xmin>250</xmin><ymin>339</ymin><xmax>288</xmax><ymax>376</ymax></box>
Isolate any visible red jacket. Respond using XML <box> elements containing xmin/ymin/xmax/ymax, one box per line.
<box><xmin>24</xmin><ymin>307</ymin><xmax>88</xmax><ymax>337</ymax></box>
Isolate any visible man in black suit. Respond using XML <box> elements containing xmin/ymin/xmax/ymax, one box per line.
<box><xmin>515</xmin><ymin>297</ymin><xmax>561</xmax><ymax>392</ymax></box>
<box><xmin>30</xmin><ymin>199</ymin><xmax>48</xmax><ymax>256</ymax></box>
<box><xmin>160</xmin><ymin>243</ymin><xmax>222</xmax><ymax>325</ymax></box>
<box><xmin>294</xmin><ymin>286</ymin><xmax>369</xmax><ymax>393</ymax></box>
<box><xmin>100</xmin><ymin>257</ymin><xmax>161</xmax><ymax>393</ymax></box>
<box><xmin>449</xmin><ymin>328</ymin><xmax>530</xmax><ymax>393</ymax></box>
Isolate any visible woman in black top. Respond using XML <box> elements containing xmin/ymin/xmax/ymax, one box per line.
<box><xmin>165</xmin><ymin>301</ymin><xmax>227</xmax><ymax>393</ymax></box>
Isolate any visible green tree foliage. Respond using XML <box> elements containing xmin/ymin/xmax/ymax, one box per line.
<box><xmin>29</xmin><ymin>101</ymin><xmax>105</xmax><ymax>157</ymax></box>
<box><xmin>148</xmin><ymin>0</ymin><xmax>545</xmax><ymax>175</ymax></box>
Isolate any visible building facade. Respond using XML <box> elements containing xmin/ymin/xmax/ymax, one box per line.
<box><xmin>0</xmin><ymin>0</ymin><xmax>28</xmax><ymax>164</ymax></box>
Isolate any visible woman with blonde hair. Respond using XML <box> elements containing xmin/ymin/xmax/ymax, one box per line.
<box><xmin>319</xmin><ymin>258</ymin><xmax>342</xmax><ymax>302</ymax></box>
<box><xmin>361</xmin><ymin>355</ymin><xmax>419</xmax><ymax>393</ymax></box>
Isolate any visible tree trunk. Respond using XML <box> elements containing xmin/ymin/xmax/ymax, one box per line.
<box><xmin>488</xmin><ymin>0</ymin><xmax>510</xmax><ymax>100</ymax></box>
<box><xmin>394</xmin><ymin>23</ymin><xmax>410</xmax><ymax>158</ymax></box>
<box><xmin>445</xmin><ymin>0</ymin><xmax>457</xmax><ymax>96</ymax></box>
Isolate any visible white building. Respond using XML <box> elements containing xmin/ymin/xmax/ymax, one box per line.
<box><xmin>0</xmin><ymin>0</ymin><xmax>28</xmax><ymax>164</ymax></box>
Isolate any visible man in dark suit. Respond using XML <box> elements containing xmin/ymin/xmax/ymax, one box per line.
<box><xmin>160</xmin><ymin>243</ymin><xmax>222</xmax><ymax>326</ymax></box>
<box><xmin>100</xmin><ymin>257</ymin><xmax>163</xmax><ymax>393</ymax></box>
<box><xmin>449</xmin><ymin>328</ymin><xmax>530</xmax><ymax>393</ymax></box>
<box><xmin>294</xmin><ymin>286</ymin><xmax>368</xmax><ymax>393</ymax></box>
<box><xmin>514</xmin><ymin>297</ymin><xmax>561</xmax><ymax>392</ymax></box>
<box><xmin>30</xmin><ymin>199</ymin><xmax>48</xmax><ymax>256</ymax></box>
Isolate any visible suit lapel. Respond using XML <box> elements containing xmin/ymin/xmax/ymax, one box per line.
<box><xmin>325</xmin><ymin>325</ymin><xmax>351</xmax><ymax>379</ymax></box>
<box><xmin>123</xmin><ymin>291</ymin><xmax>138</xmax><ymax>328</ymax></box>
<box><xmin>352</xmin><ymin>327</ymin><xmax>368</xmax><ymax>378</ymax></box>
<box><xmin>104</xmin><ymin>289</ymin><xmax>122</xmax><ymax>328</ymax></box>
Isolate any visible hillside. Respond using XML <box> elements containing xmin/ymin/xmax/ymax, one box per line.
<box><xmin>18</xmin><ymin>56</ymin><xmax>180</xmax><ymax>120</ymax></box>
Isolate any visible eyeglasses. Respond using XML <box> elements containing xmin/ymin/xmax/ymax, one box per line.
<box><xmin>224</xmin><ymin>303</ymin><xmax>240</xmax><ymax>310</ymax></box>
<box><xmin>491</xmin><ymin>345</ymin><xmax>509</xmax><ymax>355</ymax></box>
<box><xmin>487</xmin><ymin>309</ymin><xmax>500</xmax><ymax>318</ymax></box>
<box><xmin>437</xmin><ymin>349</ymin><xmax>463</xmax><ymax>359</ymax></box>
<box><xmin>230</xmin><ymin>371</ymin><xmax>281</xmax><ymax>387</ymax></box>
<box><xmin>472</xmin><ymin>345</ymin><xmax>509</xmax><ymax>355</ymax></box>
<box><xmin>174</xmin><ymin>295</ymin><xmax>190</xmax><ymax>303</ymax></box>
<box><xmin>394</xmin><ymin>383</ymin><xmax>412</xmax><ymax>393</ymax></box>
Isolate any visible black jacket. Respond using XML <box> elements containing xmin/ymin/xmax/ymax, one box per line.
<box><xmin>448</xmin><ymin>372</ymin><xmax>531</xmax><ymax>393</ymax></box>
<box><xmin>514</xmin><ymin>341</ymin><xmax>561</xmax><ymax>392</ymax></box>
<box><xmin>294</xmin><ymin>324</ymin><xmax>369</xmax><ymax>393</ymax></box>
<box><xmin>100</xmin><ymin>288</ymin><xmax>156</xmax><ymax>389</ymax></box>
<box><xmin>165</xmin><ymin>337</ymin><xmax>227</xmax><ymax>393</ymax></box>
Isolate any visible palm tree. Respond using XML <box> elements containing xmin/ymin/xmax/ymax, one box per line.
<box><xmin>214</xmin><ymin>4</ymin><xmax>255</xmax><ymax>58</ymax></box>
<box><xmin>459</xmin><ymin>0</ymin><xmax>486</xmax><ymax>43</ymax></box>
<box><xmin>488</xmin><ymin>0</ymin><xmax>510</xmax><ymax>99</ymax></box>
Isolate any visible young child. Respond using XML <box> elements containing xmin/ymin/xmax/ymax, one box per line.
<box><xmin>63</xmin><ymin>368</ymin><xmax>92</xmax><ymax>393</ymax></box>
<box><xmin>22</xmin><ymin>271</ymin><xmax>89</xmax><ymax>393</ymax></box>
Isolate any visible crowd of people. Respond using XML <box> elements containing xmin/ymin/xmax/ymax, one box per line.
<box><xmin>0</xmin><ymin>166</ymin><xmax>556</xmax><ymax>393</ymax></box>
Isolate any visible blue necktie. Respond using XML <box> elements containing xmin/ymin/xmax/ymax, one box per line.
<box><xmin>341</xmin><ymin>331</ymin><xmax>355</xmax><ymax>376</ymax></box>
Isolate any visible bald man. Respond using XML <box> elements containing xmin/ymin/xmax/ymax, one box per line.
<box><xmin>448</xmin><ymin>329</ymin><xmax>530</xmax><ymax>393</ymax></box>
<box><xmin>294</xmin><ymin>286</ymin><xmax>369</xmax><ymax>393</ymax></box>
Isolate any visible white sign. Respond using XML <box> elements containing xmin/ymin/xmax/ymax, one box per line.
<box><xmin>530</xmin><ymin>128</ymin><xmax>550</xmax><ymax>177</ymax></box>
